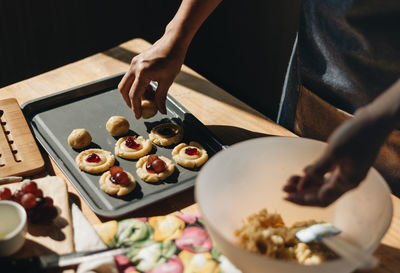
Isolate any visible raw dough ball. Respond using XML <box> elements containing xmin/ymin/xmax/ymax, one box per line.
<box><xmin>149</xmin><ymin>123</ymin><xmax>183</xmax><ymax>146</ymax></box>
<box><xmin>172</xmin><ymin>141</ymin><xmax>208</xmax><ymax>168</ymax></box>
<box><xmin>106</xmin><ymin>116</ymin><xmax>130</xmax><ymax>136</ymax></box>
<box><xmin>99</xmin><ymin>170</ymin><xmax>136</xmax><ymax>196</ymax></box>
<box><xmin>141</xmin><ymin>99</ymin><xmax>158</xmax><ymax>119</ymax></box>
<box><xmin>136</xmin><ymin>155</ymin><xmax>175</xmax><ymax>183</ymax></box>
<box><xmin>115</xmin><ymin>136</ymin><xmax>152</xmax><ymax>160</ymax></box>
<box><xmin>75</xmin><ymin>148</ymin><xmax>115</xmax><ymax>174</ymax></box>
<box><xmin>68</xmin><ymin>128</ymin><xmax>92</xmax><ymax>149</ymax></box>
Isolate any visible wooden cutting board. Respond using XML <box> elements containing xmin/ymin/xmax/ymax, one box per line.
<box><xmin>0</xmin><ymin>98</ymin><xmax>44</xmax><ymax>177</ymax></box>
<box><xmin>1</xmin><ymin>176</ymin><xmax>74</xmax><ymax>268</ymax></box>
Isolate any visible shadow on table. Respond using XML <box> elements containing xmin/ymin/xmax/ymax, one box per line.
<box><xmin>355</xmin><ymin>243</ymin><xmax>400</xmax><ymax>273</ymax></box>
<box><xmin>206</xmin><ymin>124</ymin><xmax>273</xmax><ymax>146</ymax></box>
<box><xmin>103</xmin><ymin>46</ymin><xmax>267</xmax><ymax>121</ymax></box>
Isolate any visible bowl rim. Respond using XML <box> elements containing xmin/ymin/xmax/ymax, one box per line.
<box><xmin>0</xmin><ymin>200</ymin><xmax>27</xmax><ymax>241</ymax></box>
<box><xmin>195</xmin><ymin>136</ymin><xmax>393</xmax><ymax>266</ymax></box>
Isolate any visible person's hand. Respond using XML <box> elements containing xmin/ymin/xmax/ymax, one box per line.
<box><xmin>118</xmin><ymin>34</ymin><xmax>187</xmax><ymax>119</ymax></box>
<box><xmin>283</xmin><ymin>107</ymin><xmax>392</xmax><ymax>207</ymax></box>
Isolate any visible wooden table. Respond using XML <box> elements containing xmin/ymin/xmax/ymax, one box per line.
<box><xmin>1</xmin><ymin>38</ymin><xmax>399</xmax><ymax>272</ymax></box>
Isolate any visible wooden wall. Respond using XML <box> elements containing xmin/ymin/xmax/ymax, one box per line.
<box><xmin>0</xmin><ymin>0</ymin><xmax>300</xmax><ymax>120</ymax></box>
<box><xmin>0</xmin><ymin>0</ymin><xmax>180</xmax><ymax>87</ymax></box>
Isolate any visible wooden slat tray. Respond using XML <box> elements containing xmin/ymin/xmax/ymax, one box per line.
<box><xmin>0</xmin><ymin>98</ymin><xmax>44</xmax><ymax>177</ymax></box>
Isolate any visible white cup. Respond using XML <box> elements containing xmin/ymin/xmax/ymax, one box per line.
<box><xmin>0</xmin><ymin>200</ymin><xmax>27</xmax><ymax>256</ymax></box>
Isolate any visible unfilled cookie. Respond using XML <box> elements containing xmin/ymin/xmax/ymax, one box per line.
<box><xmin>115</xmin><ymin>136</ymin><xmax>152</xmax><ymax>160</ymax></box>
<box><xmin>68</xmin><ymin>128</ymin><xmax>92</xmax><ymax>149</ymax></box>
<box><xmin>172</xmin><ymin>141</ymin><xmax>208</xmax><ymax>168</ymax></box>
<box><xmin>106</xmin><ymin>116</ymin><xmax>130</xmax><ymax>137</ymax></box>
<box><xmin>136</xmin><ymin>155</ymin><xmax>175</xmax><ymax>183</ymax></box>
<box><xmin>75</xmin><ymin>148</ymin><xmax>115</xmax><ymax>174</ymax></box>
<box><xmin>141</xmin><ymin>99</ymin><xmax>158</xmax><ymax>119</ymax></box>
<box><xmin>149</xmin><ymin>123</ymin><xmax>183</xmax><ymax>146</ymax></box>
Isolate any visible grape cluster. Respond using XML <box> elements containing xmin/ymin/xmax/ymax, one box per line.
<box><xmin>0</xmin><ymin>181</ymin><xmax>57</xmax><ymax>224</ymax></box>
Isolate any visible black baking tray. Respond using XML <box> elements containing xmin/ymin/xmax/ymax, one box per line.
<box><xmin>21</xmin><ymin>73</ymin><xmax>224</xmax><ymax>217</ymax></box>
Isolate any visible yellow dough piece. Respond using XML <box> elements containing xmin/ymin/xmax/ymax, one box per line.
<box><xmin>68</xmin><ymin>128</ymin><xmax>92</xmax><ymax>149</ymax></box>
<box><xmin>136</xmin><ymin>155</ymin><xmax>175</xmax><ymax>183</ymax></box>
<box><xmin>75</xmin><ymin>148</ymin><xmax>115</xmax><ymax>174</ymax></box>
<box><xmin>106</xmin><ymin>116</ymin><xmax>130</xmax><ymax>136</ymax></box>
<box><xmin>172</xmin><ymin>141</ymin><xmax>208</xmax><ymax>168</ymax></box>
<box><xmin>99</xmin><ymin>170</ymin><xmax>136</xmax><ymax>196</ymax></box>
<box><xmin>141</xmin><ymin>99</ymin><xmax>158</xmax><ymax>119</ymax></box>
<box><xmin>149</xmin><ymin>123</ymin><xmax>183</xmax><ymax>146</ymax></box>
<box><xmin>115</xmin><ymin>136</ymin><xmax>152</xmax><ymax>160</ymax></box>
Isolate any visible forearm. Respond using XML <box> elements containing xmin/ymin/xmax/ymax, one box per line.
<box><xmin>359</xmin><ymin>79</ymin><xmax>400</xmax><ymax>132</ymax></box>
<box><xmin>164</xmin><ymin>0</ymin><xmax>222</xmax><ymax>50</ymax></box>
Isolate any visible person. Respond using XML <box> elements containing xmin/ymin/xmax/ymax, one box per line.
<box><xmin>118</xmin><ymin>0</ymin><xmax>400</xmax><ymax>207</ymax></box>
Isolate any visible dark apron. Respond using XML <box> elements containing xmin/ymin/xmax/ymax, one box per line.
<box><xmin>277</xmin><ymin>0</ymin><xmax>400</xmax><ymax>195</ymax></box>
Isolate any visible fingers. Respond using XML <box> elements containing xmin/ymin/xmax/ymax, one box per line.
<box><xmin>130</xmin><ymin>78</ymin><xmax>150</xmax><ymax>119</ymax></box>
<box><xmin>285</xmin><ymin>192</ymin><xmax>321</xmax><ymax>206</ymax></box>
<box><xmin>317</xmin><ymin>169</ymin><xmax>347</xmax><ymax>205</ymax></box>
<box><xmin>283</xmin><ymin>175</ymin><xmax>322</xmax><ymax>206</ymax></box>
<box><xmin>297</xmin><ymin>155</ymin><xmax>334</xmax><ymax>191</ymax></box>
<box><xmin>154</xmin><ymin>81</ymin><xmax>171</xmax><ymax>115</ymax></box>
<box><xmin>118</xmin><ymin>71</ymin><xmax>135</xmax><ymax>108</ymax></box>
<box><xmin>285</xmin><ymin>168</ymin><xmax>349</xmax><ymax>207</ymax></box>
<box><xmin>283</xmin><ymin>175</ymin><xmax>301</xmax><ymax>193</ymax></box>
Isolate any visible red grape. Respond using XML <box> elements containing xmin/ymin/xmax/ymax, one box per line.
<box><xmin>45</xmin><ymin>197</ymin><xmax>54</xmax><ymax>207</ymax></box>
<box><xmin>115</xmin><ymin>172</ymin><xmax>130</xmax><ymax>186</ymax></box>
<box><xmin>0</xmin><ymin>187</ymin><xmax>12</xmax><ymax>200</ymax></box>
<box><xmin>13</xmin><ymin>190</ymin><xmax>24</xmax><ymax>203</ymax></box>
<box><xmin>110</xmin><ymin>166</ymin><xmax>124</xmax><ymax>177</ymax></box>
<box><xmin>147</xmin><ymin>154</ymin><xmax>158</xmax><ymax>164</ymax></box>
<box><xmin>152</xmin><ymin>159</ymin><xmax>166</xmax><ymax>173</ymax></box>
<box><xmin>22</xmin><ymin>181</ymin><xmax>38</xmax><ymax>194</ymax></box>
<box><xmin>146</xmin><ymin>162</ymin><xmax>155</xmax><ymax>173</ymax></box>
<box><xmin>26</xmin><ymin>208</ymin><xmax>40</xmax><ymax>223</ymax></box>
<box><xmin>35</xmin><ymin>189</ymin><xmax>43</xmax><ymax>197</ymax></box>
<box><xmin>36</xmin><ymin>197</ymin><xmax>46</xmax><ymax>207</ymax></box>
<box><xmin>21</xmin><ymin>193</ymin><xmax>37</xmax><ymax>209</ymax></box>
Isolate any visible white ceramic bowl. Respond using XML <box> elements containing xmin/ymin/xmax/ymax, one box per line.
<box><xmin>0</xmin><ymin>200</ymin><xmax>27</xmax><ymax>256</ymax></box>
<box><xmin>195</xmin><ymin>137</ymin><xmax>393</xmax><ymax>273</ymax></box>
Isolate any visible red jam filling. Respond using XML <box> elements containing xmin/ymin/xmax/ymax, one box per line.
<box><xmin>157</xmin><ymin>126</ymin><xmax>175</xmax><ymax>137</ymax></box>
<box><xmin>86</xmin><ymin>153</ymin><xmax>101</xmax><ymax>163</ymax></box>
<box><xmin>125</xmin><ymin>137</ymin><xmax>141</xmax><ymax>149</ymax></box>
<box><xmin>185</xmin><ymin>147</ymin><xmax>199</xmax><ymax>156</ymax></box>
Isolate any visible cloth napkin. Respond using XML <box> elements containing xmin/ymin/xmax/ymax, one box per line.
<box><xmin>72</xmin><ymin>204</ymin><xmax>118</xmax><ymax>273</ymax></box>
<box><xmin>71</xmin><ymin>204</ymin><xmax>241</xmax><ymax>273</ymax></box>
